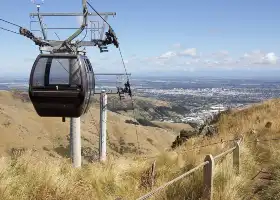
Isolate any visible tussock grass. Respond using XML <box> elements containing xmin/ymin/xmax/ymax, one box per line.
<box><xmin>1</xmin><ymin>99</ymin><xmax>280</xmax><ymax>199</ymax></box>
<box><xmin>257</xmin><ymin>145</ymin><xmax>280</xmax><ymax>200</ymax></box>
<box><xmin>0</xmin><ymin>138</ymin><xmax>267</xmax><ymax>200</ymax></box>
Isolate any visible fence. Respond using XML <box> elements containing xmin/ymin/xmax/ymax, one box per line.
<box><xmin>136</xmin><ymin>138</ymin><xmax>242</xmax><ymax>200</ymax></box>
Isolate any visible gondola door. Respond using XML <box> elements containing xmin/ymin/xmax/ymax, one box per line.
<box><xmin>82</xmin><ymin>57</ymin><xmax>94</xmax><ymax>114</ymax></box>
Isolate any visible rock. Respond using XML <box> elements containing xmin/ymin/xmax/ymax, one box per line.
<box><xmin>171</xmin><ymin>129</ymin><xmax>199</xmax><ymax>149</ymax></box>
<box><xmin>171</xmin><ymin>136</ymin><xmax>188</xmax><ymax>149</ymax></box>
<box><xmin>187</xmin><ymin>121</ymin><xmax>200</xmax><ymax>129</ymax></box>
<box><xmin>179</xmin><ymin>129</ymin><xmax>196</xmax><ymax>138</ymax></box>
<box><xmin>207</xmin><ymin>125</ymin><xmax>218</xmax><ymax>136</ymax></box>
<box><xmin>200</xmin><ymin>127</ymin><xmax>207</xmax><ymax>136</ymax></box>
<box><xmin>199</xmin><ymin>125</ymin><xmax>218</xmax><ymax>137</ymax></box>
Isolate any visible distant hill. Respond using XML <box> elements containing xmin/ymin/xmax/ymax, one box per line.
<box><xmin>92</xmin><ymin>94</ymin><xmax>190</xmax><ymax>122</ymax></box>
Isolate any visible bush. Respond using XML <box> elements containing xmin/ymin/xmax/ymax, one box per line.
<box><xmin>136</xmin><ymin>118</ymin><xmax>161</xmax><ymax>128</ymax></box>
<box><xmin>11</xmin><ymin>90</ymin><xmax>30</xmax><ymax>102</ymax></box>
<box><xmin>171</xmin><ymin>129</ymin><xmax>198</xmax><ymax>149</ymax></box>
<box><xmin>265</xmin><ymin>121</ymin><xmax>272</xmax><ymax>128</ymax></box>
<box><xmin>125</xmin><ymin>119</ymin><xmax>139</xmax><ymax>125</ymax></box>
<box><xmin>180</xmin><ymin>129</ymin><xmax>197</xmax><ymax>138</ymax></box>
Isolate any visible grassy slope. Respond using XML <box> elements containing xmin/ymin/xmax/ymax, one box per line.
<box><xmin>0</xmin><ymin>91</ymin><xmax>177</xmax><ymax>158</ymax></box>
<box><xmin>1</xmin><ymin>93</ymin><xmax>280</xmax><ymax>199</ymax></box>
<box><xmin>102</xmin><ymin>94</ymin><xmax>185</xmax><ymax>121</ymax></box>
<box><xmin>216</xmin><ymin>99</ymin><xmax>280</xmax><ymax>199</ymax></box>
<box><xmin>152</xmin><ymin>121</ymin><xmax>192</xmax><ymax>133</ymax></box>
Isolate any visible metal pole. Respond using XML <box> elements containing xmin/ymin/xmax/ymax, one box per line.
<box><xmin>68</xmin><ymin>58</ymin><xmax>81</xmax><ymax>168</ymax></box>
<box><xmin>70</xmin><ymin>117</ymin><xmax>81</xmax><ymax>167</ymax></box>
<box><xmin>36</xmin><ymin>5</ymin><xmax>47</xmax><ymax>40</ymax></box>
<box><xmin>99</xmin><ymin>90</ymin><xmax>107</xmax><ymax>162</ymax></box>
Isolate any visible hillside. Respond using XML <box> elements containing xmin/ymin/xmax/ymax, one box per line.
<box><xmin>101</xmin><ymin>94</ymin><xmax>189</xmax><ymax>122</ymax></box>
<box><xmin>0</xmin><ymin>90</ymin><xmax>182</xmax><ymax>160</ymax></box>
<box><xmin>1</xmin><ymin>92</ymin><xmax>280</xmax><ymax>200</ymax></box>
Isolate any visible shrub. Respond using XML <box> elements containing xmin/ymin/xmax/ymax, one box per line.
<box><xmin>136</xmin><ymin>118</ymin><xmax>160</xmax><ymax>128</ymax></box>
<box><xmin>125</xmin><ymin>119</ymin><xmax>139</xmax><ymax>125</ymax></box>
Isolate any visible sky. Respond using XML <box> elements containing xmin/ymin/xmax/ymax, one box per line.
<box><xmin>1</xmin><ymin>0</ymin><xmax>280</xmax><ymax>78</ymax></box>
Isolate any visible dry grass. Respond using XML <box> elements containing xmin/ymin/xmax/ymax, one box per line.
<box><xmin>254</xmin><ymin>143</ymin><xmax>280</xmax><ymax>200</ymax></box>
<box><xmin>0</xmin><ymin>136</ymin><xmax>260</xmax><ymax>200</ymax></box>
<box><xmin>152</xmin><ymin>121</ymin><xmax>193</xmax><ymax>133</ymax></box>
<box><xmin>1</xmin><ymin>92</ymin><xmax>280</xmax><ymax>199</ymax></box>
<box><xmin>0</xmin><ymin>90</ymin><xmax>176</xmax><ymax>158</ymax></box>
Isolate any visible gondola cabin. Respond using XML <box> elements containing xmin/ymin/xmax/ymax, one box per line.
<box><xmin>29</xmin><ymin>53</ymin><xmax>95</xmax><ymax>118</ymax></box>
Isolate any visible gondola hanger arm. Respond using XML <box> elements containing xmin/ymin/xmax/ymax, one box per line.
<box><xmin>62</xmin><ymin>0</ymin><xmax>88</xmax><ymax>47</ymax></box>
<box><xmin>19</xmin><ymin>27</ymin><xmax>50</xmax><ymax>47</ymax></box>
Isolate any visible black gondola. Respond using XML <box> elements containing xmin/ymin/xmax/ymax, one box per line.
<box><xmin>29</xmin><ymin>53</ymin><xmax>95</xmax><ymax>118</ymax></box>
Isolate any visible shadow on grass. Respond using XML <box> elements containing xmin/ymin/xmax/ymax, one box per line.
<box><xmin>54</xmin><ymin>145</ymin><xmax>70</xmax><ymax>158</ymax></box>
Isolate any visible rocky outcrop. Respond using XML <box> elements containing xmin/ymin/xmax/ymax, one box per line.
<box><xmin>171</xmin><ymin>110</ymin><xmax>223</xmax><ymax>149</ymax></box>
<box><xmin>171</xmin><ymin>129</ymin><xmax>197</xmax><ymax>149</ymax></box>
<box><xmin>199</xmin><ymin>124</ymin><xmax>218</xmax><ymax>137</ymax></box>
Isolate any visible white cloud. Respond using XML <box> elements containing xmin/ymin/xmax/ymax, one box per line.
<box><xmin>158</xmin><ymin>51</ymin><xmax>177</xmax><ymax>59</ymax></box>
<box><xmin>116</xmin><ymin>48</ymin><xmax>279</xmax><ymax>73</ymax></box>
<box><xmin>241</xmin><ymin>50</ymin><xmax>278</xmax><ymax>65</ymax></box>
<box><xmin>243</xmin><ymin>53</ymin><xmax>250</xmax><ymax>58</ymax></box>
<box><xmin>179</xmin><ymin>48</ymin><xmax>197</xmax><ymax>57</ymax></box>
<box><xmin>264</xmin><ymin>52</ymin><xmax>278</xmax><ymax>64</ymax></box>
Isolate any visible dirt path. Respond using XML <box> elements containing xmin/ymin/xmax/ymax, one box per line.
<box><xmin>246</xmin><ymin>166</ymin><xmax>273</xmax><ymax>200</ymax></box>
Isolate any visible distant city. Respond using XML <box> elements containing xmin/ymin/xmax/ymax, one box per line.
<box><xmin>132</xmin><ymin>77</ymin><xmax>280</xmax><ymax>123</ymax></box>
<box><xmin>1</xmin><ymin>75</ymin><xmax>280</xmax><ymax>124</ymax></box>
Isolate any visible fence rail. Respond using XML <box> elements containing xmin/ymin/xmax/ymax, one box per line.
<box><xmin>136</xmin><ymin>138</ymin><xmax>242</xmax><ymax>200</ymax></box>
<box><xmin>136</xmin><ymin>161</ymin><xmax>209</xmax><ymax>200</ymax></box>
<box><xmin>213</xmin><ymin>146</ymin><xmax>236</xmax><ymax>160</ymax></box>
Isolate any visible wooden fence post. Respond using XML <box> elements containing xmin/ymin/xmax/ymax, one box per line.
<box><xmin>151</xmin><ymin>160</ymin><xmax>156</xmax><ymax>188</ymax></box>
<box><xmin>221</xmin><ymin>139</ymin><xmax>224</xmax><ymax>149</ymax></box>
<box><xmin>140</xmin><ymin>160</ymin><xmax>157</xmax><ymax>190</ymax></box>
<box><xmin>233</xmin><ymin>141</ymin><xmax>240</xmax><ymax>175</ymax></box>
<box><xmin>202</xmin><ymin>154</ymin><xmax>214</xmax><ymax>200</ymax></box>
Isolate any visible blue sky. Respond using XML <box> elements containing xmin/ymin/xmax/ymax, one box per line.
<box><xmin>1</xmin><ymin>0</ymin><xmax>280</xmax><ymax>77</ymax></box>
